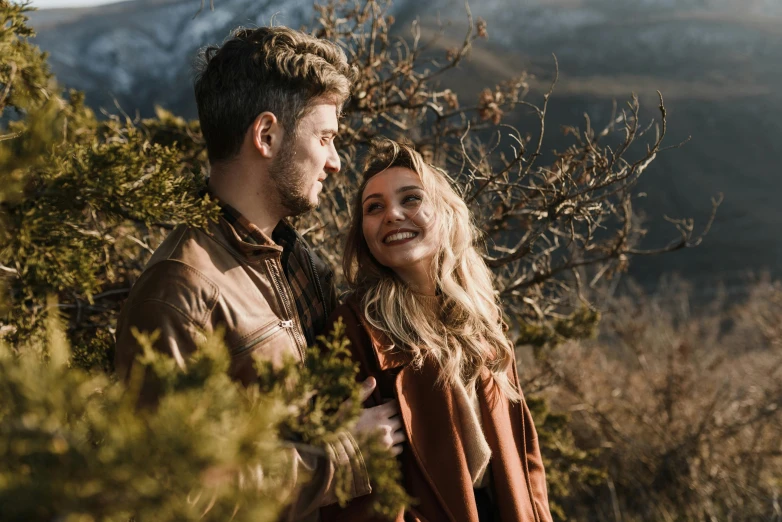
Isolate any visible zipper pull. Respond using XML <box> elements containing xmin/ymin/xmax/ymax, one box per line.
<box><xmin>280</xmin><ymin>320</ymin><xmax>294</xmax><ymax>328</ymax></box>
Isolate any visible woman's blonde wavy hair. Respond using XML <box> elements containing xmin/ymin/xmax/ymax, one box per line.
<box><xmin>343</xmin><ymin>139</ymin><xmax>520</xmax><ymax>401</ymax></box>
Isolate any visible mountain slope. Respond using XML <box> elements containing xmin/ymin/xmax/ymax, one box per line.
<box><xmin>29</xmin><ymin>0</ymin><xmax>782</xmax><ymax>295</ymax></box>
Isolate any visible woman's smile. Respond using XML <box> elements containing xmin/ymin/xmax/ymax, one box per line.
<box><xmin>382</xmin><ymin>229</ymin><xmax>419</xmax><ymax>245</ymax></box>
<box><xmin>361</xmin><ymin>167</ymin><xmax>439</xmax><ymax>289</ymax></box>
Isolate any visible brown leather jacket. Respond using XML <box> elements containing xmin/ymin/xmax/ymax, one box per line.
<box><xmin>114</xmin><ymin>216</ymin><xmax>371</xmax><ymax>521</ymax></box>
<box><xmin>321</xmin><ymin>295</ymin><xmax>554</xmax><ymax>522</ymax></box>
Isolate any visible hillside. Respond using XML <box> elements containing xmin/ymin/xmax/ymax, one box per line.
<box><xmin>29</xmin><ymin>0</ymin><xmax>782</xmax><ymax>296</ymax></box>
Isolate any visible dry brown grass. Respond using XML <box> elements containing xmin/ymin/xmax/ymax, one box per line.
<box><xmin>523</xmin><ymin>278</ymin><xmax>782</xmax><ymax>520</ymax></box>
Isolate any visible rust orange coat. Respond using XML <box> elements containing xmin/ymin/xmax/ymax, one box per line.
<box><xmin>321</xmin><ymin>295</ymin><xmax>553</xmax><ymax>522</ymax></box>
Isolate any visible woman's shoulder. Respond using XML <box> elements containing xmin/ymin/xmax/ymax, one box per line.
<box><xmin>328</xmin><ymin>292</ymin><xmax>363</xmax><ymax>326</ymax></box>
<box><xmin>326</xmin><ymin>292</ymin><xmax>374</xmax><ymax>348</ymax></box>
<box><xmin>329</xmin><ymin>292</ymin><xmax>411</xmax><ymax>378</ymax></box>
<box><xmin>324</xmin><ymin>292</ymin><xmax>386</xmax><ymax>376</ymax></box>
<box><xmin>328</xmin><ymin>292</ymin><xmax>396</xmax><ymax>357</ymax></box>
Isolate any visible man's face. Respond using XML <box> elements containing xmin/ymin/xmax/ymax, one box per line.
<box><xmin>269</xmin><ymin>101</ymin><xmax>341</xmax><ymax>216</ymax></box>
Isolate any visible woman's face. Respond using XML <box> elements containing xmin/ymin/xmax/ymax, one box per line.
<box><xmin>361</xmin><ymin>167</ymin><xmax>440</xmax><ymax>285</ymax></box>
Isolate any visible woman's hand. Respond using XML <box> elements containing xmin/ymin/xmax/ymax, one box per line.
<box><xmin>351</xmin><ymin>377</ymin><xmax>407</xmax><ymax>456</ymax></box>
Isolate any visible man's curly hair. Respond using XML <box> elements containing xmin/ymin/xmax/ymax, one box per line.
<box><xmin>194</xmin><ymin>26</ymin><xmax>355</xmax><ymax>164</ymax></box>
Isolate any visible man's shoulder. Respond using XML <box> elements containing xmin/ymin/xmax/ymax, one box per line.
<box><xmin>146</xmin><ymin>223</ymin><xmax>223</xmax><ymax>270</ymax></box>
<box><xmin>146</xmin><ymin>221</ymin><xmax>248</xmax><ymax>283</ymax></box>
<box><xmin>126</xmin><ymin>224</ymin><xmax>227</xmax><ymax>326</ymax></box>
<box><xmin>126</xmin><ymin>259</ymin><xmax>220</xmax><ymax>328</ymax></box>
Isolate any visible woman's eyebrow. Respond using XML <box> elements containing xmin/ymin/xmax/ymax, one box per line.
<box><xmin>362</xmin><ymin>185</ymin><xmax>422</xmax><ymax>204</ymax></box>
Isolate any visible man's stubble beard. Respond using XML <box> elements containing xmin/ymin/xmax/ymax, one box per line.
<box><xmin>268</xmin><ymin>143</ymin><xmax>318</xmax><ymax>217</ymax></box>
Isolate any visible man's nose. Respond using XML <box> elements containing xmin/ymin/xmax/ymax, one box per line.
<box><xmin>324</xmin><ymin>143</ymin><xmax>341</xmax><ymax>174</ymax></box>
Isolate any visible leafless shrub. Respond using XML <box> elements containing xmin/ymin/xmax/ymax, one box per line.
<box><xmin>298</xmin><ymin>0</ymin><xmax>720</xmax><ymax>337</ymax></box>
<box><xmin>532</xmin><ymin>278</ymin><xmax>782</xmax><ymax>520</ymax></box>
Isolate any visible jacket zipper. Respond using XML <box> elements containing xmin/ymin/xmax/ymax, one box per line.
<box><xmin>232</xmin><ymin>320</ymin><xmax>294</xmax><ymax>357</ymax></box>
<box><xmin>267</xmin><ymin>258</ymin><xmax>307</xmax><ymax>361</ymax></box>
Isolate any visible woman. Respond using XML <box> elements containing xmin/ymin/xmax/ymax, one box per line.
<box><xmin>321</xmin><ymin>139</ymin><xmax>553</xmax><ymax>522</ymax></box>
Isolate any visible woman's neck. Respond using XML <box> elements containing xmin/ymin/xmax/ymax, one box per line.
<box><xmin>394</xmin><ymin>264</ymin><xmax>437</xmax><ymax>296</ymax></box>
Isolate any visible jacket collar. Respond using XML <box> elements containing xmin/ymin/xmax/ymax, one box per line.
<box><xmin>217</xmin><ymin>217</ymin><xmax>281</xmax><ymax>256</ymax></box>
<box><xmin>203</xmin><ymin>190</ymin><xmax>283</xmax><ymax>258</ymax></box>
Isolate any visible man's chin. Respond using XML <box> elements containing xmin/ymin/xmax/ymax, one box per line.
<box><xmin>284</xmin><ymin>198</ymin><xmax>319</xmax><ymax>217</ymax></box>
<box><xmin>303</xmin><ymin>190</ymin><xmax>322</xmax><ymax>212</ymax></box>
<box><xmin>280</xmin><ymin>184</ymin><xmax>322</xmax><ymax>217</ymax></box>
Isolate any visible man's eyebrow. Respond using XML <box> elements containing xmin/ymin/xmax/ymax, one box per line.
<box><xmin>362</xmin><ymin>185</ymin><xmax>423</xmax><ymax>204</ymax></box>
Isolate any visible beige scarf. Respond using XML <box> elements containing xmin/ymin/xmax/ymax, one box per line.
<box><xmin>415</xmin><ymin>293</ymin><xmax>492</xmax><ymax>487</ymax></box>
<box><xmin>453</xmin><ymin>377</ymin><xmax>492</xmax><ymax>487</ymax></box>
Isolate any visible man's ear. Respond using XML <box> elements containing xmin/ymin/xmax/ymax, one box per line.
<box><xmin>251</xmin><ymin>112</ymin><xmax>283</xmax><ymax>159</ymax></box>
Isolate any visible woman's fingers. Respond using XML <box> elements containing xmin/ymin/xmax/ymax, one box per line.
<box><xmin>387</xmin><ymin>417</ymin><xmax>403</xmax><ymax>433</ymax></box>
<box><xmin>380</xmin><ymin>399</ymin><xmax>399</xmax><ymax>416</ymax></box>
<box><xmin>358</xmin><ymin>377</ymin><xmax>377</xmax><ymax>403</ymax></box>
<box><xmin>336</xmin><ymin>377</ymin><xmax>376</xmax><ymax>422</ymax></box>
<box><xmin>352</xmin><ymin>393</ymin><xmax>407</xmax><ymax>454</ymax></box>
<box><xmin>382</xmin><ymin>417</ymin><xmax>406</xmax><ymax>454</ymax></box>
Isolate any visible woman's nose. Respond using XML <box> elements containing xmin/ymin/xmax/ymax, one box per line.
<box><xmin>384</xmin><ymin>205</ymin><xmax>405</xmax><ymax>223</ymax></box>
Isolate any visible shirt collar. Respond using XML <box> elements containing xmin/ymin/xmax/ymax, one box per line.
<box><xmin>204</xmin><ymin>188</ymin><xmax>281</xmax><ymax>256</ymax></box>
<box><xmin>219</xmin><ymin>199</ymin><xmax>273</xmax><ymax>247</ymax></box>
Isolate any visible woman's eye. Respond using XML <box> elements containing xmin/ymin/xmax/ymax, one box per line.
<box><xmin>364</xmin><ymin>203</ymin><xmax>381</xmax><ymax>213</ymax></box>
<box><xmin>403</xmin><ymin>195</ymin><xmax>422</xmax><ymax>205</ymax></box>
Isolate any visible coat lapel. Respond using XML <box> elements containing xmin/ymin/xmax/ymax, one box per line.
<box><xmin>395</xmin><ymin>361</ymin><xmax>479</xmax><ymax>522</ymax></box>
<box><xmin>345</xmin><ymin>296</ymin><xmax>487</xmax><ymax>522</ymax></box>
<box><xmin>347</xmin><ymin>300</ymin><xmax>476</xmax><ymax>521</ymax></box>
<box><xmin>478</xmin><ymin>367</ymin><xmax>539</xmax><ymax>522</ymax></box>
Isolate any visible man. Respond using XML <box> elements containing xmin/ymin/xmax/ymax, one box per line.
<box><xmin>114</xmin><ymin>26</ymin><xmax>403</xmax><ymax>520</ymax></box>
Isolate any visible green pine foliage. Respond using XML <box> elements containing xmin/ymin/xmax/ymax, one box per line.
<box><xmin>0</xmin><ymin>1</ymin><xmax>52</xmax><ymax>118</ymax></box>
<box><xmin>0</xmin><ymin>303</ymin><xmax>292</xmax><ymax>521</ymax></box>
<box><xmin>524</xmin><ymin>395</ymin><xmax>604</xmax><ymax>521</ymax></box>
<box><xmin>0</xmin><ymin>6</ymin><xmax>219</xmax><ymax>367</ymax></box>
<box><xmin>1</xmin><ymin>0</ymin><xmax>58</xmax><ymax>202</ymax></box>
<box><xmin>256</xmin><ymin>320</ymin><xmax>364</xmax><ymax>447</ymax></box>
<box><xmin>0</xmin><ymin>300</ymin><xmax>403</xmax><ymax>519</ymax></box>
<box><xmin>1</xmin><ymin>99</ymin><xmax>220</xmax><ymax>369</ymax></box>
<box><xmin>516</xmin><ymin>306</ymin><xmax>601</xmax><ymax>354</ymax></box>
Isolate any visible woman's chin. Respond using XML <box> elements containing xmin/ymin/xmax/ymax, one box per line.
<box><xmin>381</xmin><ymin>257</ymin><xmax>431</xmax><ymax>277</ymax></box>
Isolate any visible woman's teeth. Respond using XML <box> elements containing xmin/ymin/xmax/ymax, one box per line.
<box><xmin>384</xmin><ymin>231</ymin><xmax>418</xmax><ymax>243</ymax></box>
